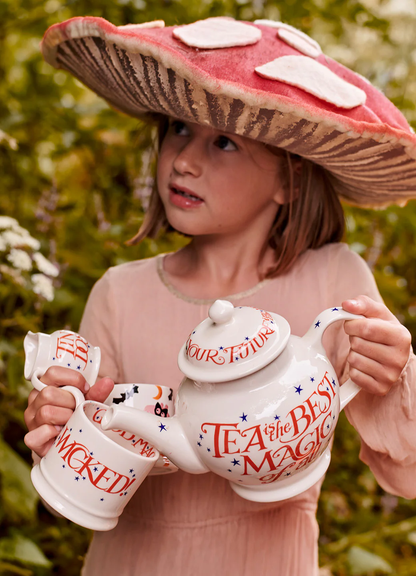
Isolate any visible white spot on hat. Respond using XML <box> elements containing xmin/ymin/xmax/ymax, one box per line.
<box><xmin>173</xmin><ymin>17</ymin><xmax>261</xmax><ymax>49</ymax></box>
<box><xmin>118</xmin><ymin>20</ymin><xmax>165</xmax><ymax>30</ymax></box>
<box><xmin>255</xmin><ymin>55</ymin><xmax>367</xmax><ymax>109</ymax></box>
<box><xmin>254</xmin><ymin>20</ymin><xmax>321</xmax><ymax>58</ymax></box>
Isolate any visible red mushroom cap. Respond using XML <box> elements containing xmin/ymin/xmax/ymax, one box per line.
<box><xmin>41</xmin><ymin>16</ymin><xmax>416</xmax><ymax>207</ymax></box>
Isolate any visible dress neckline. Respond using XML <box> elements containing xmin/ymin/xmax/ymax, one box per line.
<box><xmin>156</xmin><ymin>253</ymin><xmax>272</xmax><ymax>305</ymax></box>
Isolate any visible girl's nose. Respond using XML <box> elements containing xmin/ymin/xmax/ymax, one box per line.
<box><xmin>172</xmin><ymin>140</ymin><xmax>203</xmax><ymax>177</ymax></box>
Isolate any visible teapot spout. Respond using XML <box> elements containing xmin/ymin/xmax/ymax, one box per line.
<box><xmin>101</xmin><ymin>405</ymin><xmax>209</xmax><ymax>475</ymax></box>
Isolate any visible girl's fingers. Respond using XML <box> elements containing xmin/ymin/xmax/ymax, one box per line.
<box><xmin>342</xmin><ymin>295</ymin><xmax>397</xmax><ymax>322</ymax></box>
<box><xmin>347</xmin><ymin>367</ymin><xmax>390</xmax><ymax>397</ymax></box>
<box><xmin>24</xmin><ymin>386</ymin><xmax>78</xmax><ymax>431</ymax></box>
<box><xmin>85</xmin><ymin>377</ymin><xmax>114</xmax><ymax>403</ymax></box>
<box><xmin>38</xmin><ymin>366</ymin><xmax>90</xmax><ymax>394</ymax></box>
<box><xmin>32</xmin><ymin>404</ymin><xmax>76</xmax><ymax>430</ymax></box>
<box><xmin>348</xmin><ymin>336</ymin><xmax>409</xmax><ymax>375</ymax></box>
<box><xmin>347</xmin><ymin>349</ymin><xmax>401</xmax><ymax>393</ymax></box>
<box><xmin>343</xmin><ymin>316</ymin><xmax>409</xmax><ymax>348</ymax></box>
<box><xmin>24</xmin><ymin>425</ymin><xmax>62</xmax><ymax>457</ymax></box>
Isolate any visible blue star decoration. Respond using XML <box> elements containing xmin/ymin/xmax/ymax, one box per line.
<box><xmin>332</xmin><ymin>307</ymin><xmax>339</xmax><ymax>312</ymax></box>
<box><xmin>159</xmin><ymin>423</ymin><xmax>167</xmax><ymax>432</ymax></box>
<box><xmin>197</xmin><ymin>442</ymin><xmax>202</xmax><ymax>447</ymax></box>
<box><xmin>274</xmin><ymin>415</ymin><xmax>280</xmax><ymax>421</ymax></box>
<box><xmin>199</xmin><ymin>434</ymin><xmax>204</xmax><ymax>440</ymax></box>
<box><xmin>239</xmin><ymin>413</ymin><xmax>248</xmax><ymax>422</ymax></box>
<box><xmin>332</xmin><ymin>379</ymin><xmax>336</xmax><ymax>387</ymax></box>
<box><xmin>77</xmin><ymin>365</ymin><xmax>81</xmax><ymax>370</ymax></box>
<box><xmin>231</xmin><ymin>459</ymin><xmax>241</xmax><ymax>466</ymax></box>
<box><xmin>314</xmin><ymin>321</ymin><xmax>321</xmax><ymax>328</ymax></box>
<box><xmin>207</xmin><ymin>448</ymin><xmax>211</xmax><ymax>452</ymax></box>
<box><xmin>228</xmin><ymin>469</ymin><xmax>232</xmax><ymax>472</ymax></box>
<box><xmin>294</xmin><ymin>385</ymin><xmax>303</xmax><ymax>395</ymax></box>
<box><xmin>310</xmin><ymin>377</ymin><xmax>315</xmax><ymax>382</ymax></box>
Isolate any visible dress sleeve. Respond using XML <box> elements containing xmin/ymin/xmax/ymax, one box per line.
<box><xmin>78</xmin><ymin>268</ymin><xmax>122</xmax><ymax>383</ymax></box>
<box><xmin>328</xmin><ymin>245</ymin><xmax>416</xmax><ymax>499</ymax></box>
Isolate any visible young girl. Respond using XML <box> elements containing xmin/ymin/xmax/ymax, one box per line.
<box><xmin>24</xmin><ymin>16</ymin><xmax>416</xmax><ymax>576</ymax></box>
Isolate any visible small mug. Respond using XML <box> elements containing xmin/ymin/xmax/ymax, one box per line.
<box><xmin>24</xmin><ymin>330</ymin><xmax>101</xmax><ymax>390</ymax></box>
<box><xmin>31</xmin><ymin>387</ymin><xmax>159</xmax><ymax>531</ymax></box>
<box><xmin>104</xmin><ymin>383</ymin><xmax>177</xmax><ymax>476</ymax></box>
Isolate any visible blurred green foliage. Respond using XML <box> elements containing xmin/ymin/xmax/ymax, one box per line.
<box><xmin>1</xmin><ymin>0</ymin><xmax>416</xmax><ymax>574</ymax></box>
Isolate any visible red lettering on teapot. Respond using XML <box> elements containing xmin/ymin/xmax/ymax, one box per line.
<box><xmin>185</xmin><ymin>309</ymin><xmax>276</xmax><ymax>366</ymax></box>
<box><xmin>199</xmin><ymin>370</ymin><xmax>338</xmax><ymax>484</ymax></box>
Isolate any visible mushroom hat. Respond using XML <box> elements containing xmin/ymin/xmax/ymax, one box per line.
<box><xmin>42</xmin><ymin>16</ymin><xmax>416</xmax><ymax>207</ymax></box>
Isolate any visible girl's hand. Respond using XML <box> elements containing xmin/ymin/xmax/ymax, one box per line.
<box><xmin>24</xmin><ymin>366</ymin><xmax>114</xmax><ymax>457</ymax></box>
<box><xmin>342</xmin><ymin>295</ymin><xmax>412</xmax><ymax>396</ymax></box>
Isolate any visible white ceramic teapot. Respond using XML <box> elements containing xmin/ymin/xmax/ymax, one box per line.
<box><xmin>101</xmin><ymin>301</ymin><xmax>361</xmax><ymax>502</ymax></box>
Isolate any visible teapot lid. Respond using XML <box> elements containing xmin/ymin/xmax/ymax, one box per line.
<box><xmin>177</xmin><ymin>300</ymin><xmax>291</xmax><ymax>382</ymax></box>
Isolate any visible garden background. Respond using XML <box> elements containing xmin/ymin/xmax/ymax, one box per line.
<box><xmin>1</xmin><ymin>0</ymin><xmax>416</xmax><ymax>574</ymax></box>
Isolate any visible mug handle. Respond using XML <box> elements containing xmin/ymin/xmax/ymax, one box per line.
<box><xmin>32</xmin><ymin>368</ymin><xmax>85</xmax><ymax>408</ymax></box>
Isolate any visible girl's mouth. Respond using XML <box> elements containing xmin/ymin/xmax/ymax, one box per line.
<box><xmin>170</xmin><ymin>186</ymin><xmax>203</xmax><ymax>201</ymax></box>
<box><xmin>169</xmin><ymin>185</ymin><xmax>204</xmax><ymax>209</ymax></box>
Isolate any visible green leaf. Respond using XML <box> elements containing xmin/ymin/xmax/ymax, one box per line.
<box><xmin>347</xmin><ymin>545</ymin><xmax>393</xmax><ymax>575</ymax></box>
<box><xmin>0</xmin><ymin>435</ymin><xmax>38</xmax><ymax>522</ymax></box>
<box><xmin>0</xmin><ymin>560</ymin><xmax>33</xmax><ymax>575</ymax></box>
<box><xmin>0</xmin><ymin>534</ymin><xmax>51</xmax><ymax>568</ymax></box>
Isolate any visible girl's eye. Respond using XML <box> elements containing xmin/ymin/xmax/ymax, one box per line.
<box><xmin>215</xmin><ymin>135</ymin><xmax>237</xmax><ymax>151</ymax></box>
<box><xmin>170</xmin><ymin>120</ymin><xmax>189</xmax><ymax>136</ymax></box>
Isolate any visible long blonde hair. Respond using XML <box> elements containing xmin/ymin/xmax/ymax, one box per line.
<box><xmin>129</xmin><ymin>116</ymin><xmax>345</xmax><ymax>278</ymax></box>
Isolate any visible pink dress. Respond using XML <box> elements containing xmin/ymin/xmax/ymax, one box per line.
<box><xmin>79</xmin><ymin>243</ymin><xmax>416</xmax><ymax>576</ymax></box>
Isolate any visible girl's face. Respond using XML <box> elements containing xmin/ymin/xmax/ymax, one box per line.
<box><xmin>157</xmin><ymin>119</ymin><xmax>286</xmax><ymax>239</ymax></box>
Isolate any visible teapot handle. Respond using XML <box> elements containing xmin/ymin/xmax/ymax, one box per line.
<box><xmin>302</xmin><ymin>307</ymin><xmax>364</xmax><ymax>411</ymax></box>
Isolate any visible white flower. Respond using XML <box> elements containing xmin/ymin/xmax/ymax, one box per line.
<box><xmin>31</xmin><ymin>273</ymin><xmax>54</xmax><ymax>301</ymax></box>
<box><xmin>7</xmin><ymin>248</ymin><xmax>32</xmax><ymax>271</ymax></box>
<box><xmin>0</xmin><ymin>216</ymin><xmax>19</xmax><ymax>229</ymax></box>
<box><xmin>2</xmin><ymin>229</ymin><xmax>41</xmax><ymax>250</ymax></box>
<box><xmin>33</xmin><ymin>252</ymin><xmax>59</xmax><ymax>277</ymax></box>
<box><xmin>0</xmin><ymin>235</ymin><xmax>7</xmax><ymax>251</ymax></box>
<box><xmin>22</xmin><ymin>235</ymin><xmax>42</xmax><ymax>250</ymax></box>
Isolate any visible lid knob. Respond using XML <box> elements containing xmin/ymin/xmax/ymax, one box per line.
<box><xmin>208</xmin><ymin>300</ymin><xmax>234</xmax><ymax>324</ymax></box>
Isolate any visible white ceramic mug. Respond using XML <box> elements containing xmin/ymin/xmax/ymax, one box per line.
<box><xmin>24</xmin><ymin>330</ymin><xmax>101</xmax><ymax>390</ymax></box>
<box><xmin>104</xmin><ymin>383</ymin><xmax>177</xmax><ymax>476</ymax></box>
<box><xmin>31</xmin><ymin>388</ymin><xmax>159</xmax><ymax>531</ymax></box>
